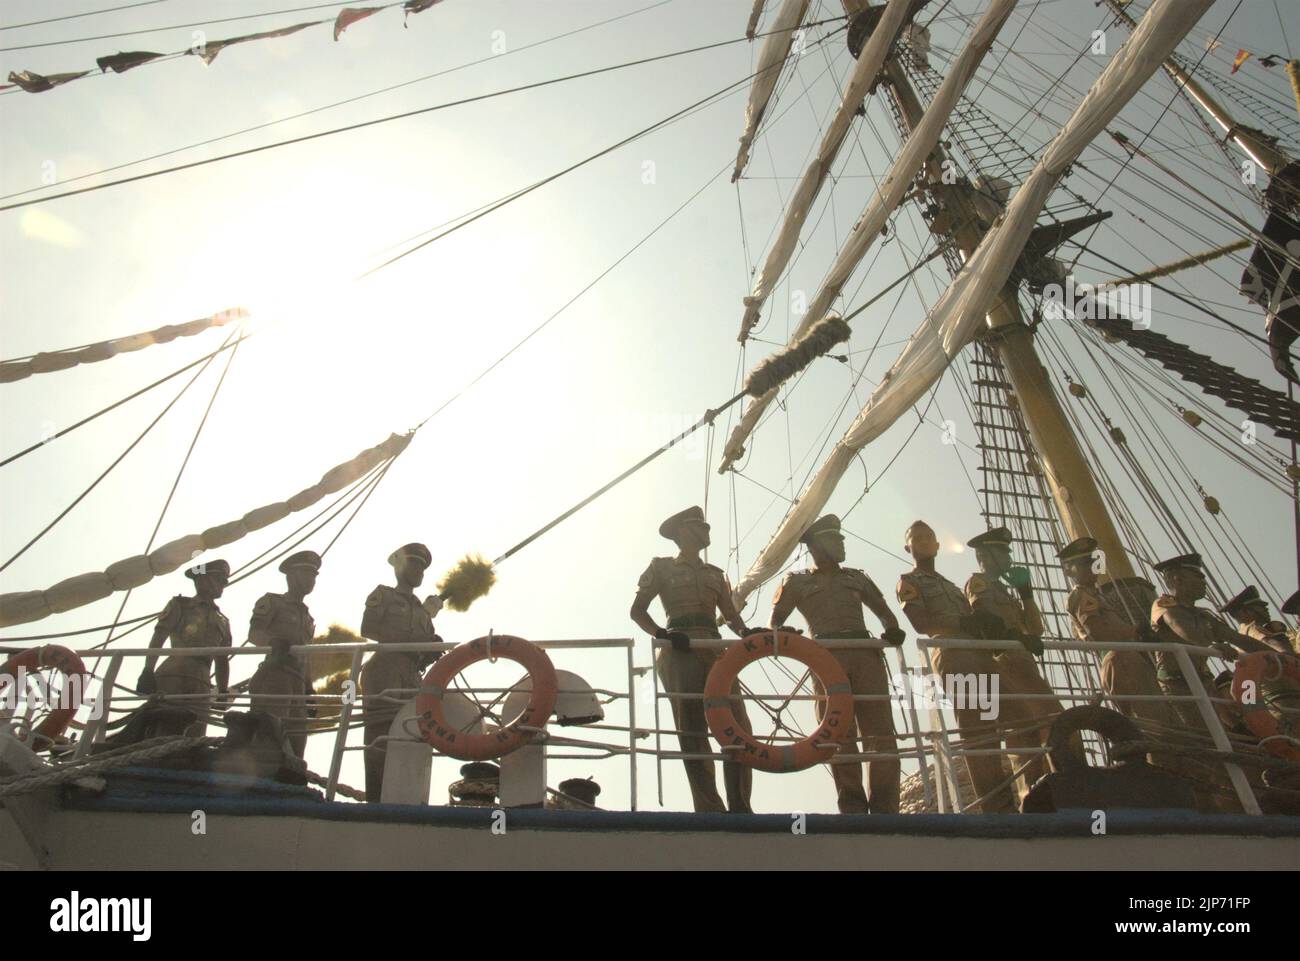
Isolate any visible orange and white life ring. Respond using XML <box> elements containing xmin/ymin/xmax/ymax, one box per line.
<box><xmin>704</xmin><ymin>629</ymin><xmax>853</xmax><ymax>773</ymax></box>
<box><xmin>415</xmin><ymin>634</ymin><xmax>557</xmax><ymax>761</ymax></box>
<box><xmin>0</xmin><ymin>644</ymin><xmax>88</xmax><ymax>743</ymax></box>
<box><xmin>1231</xmin><ymin>650</ymin><xmax>1300</xmax><ymax>763</ymax></box>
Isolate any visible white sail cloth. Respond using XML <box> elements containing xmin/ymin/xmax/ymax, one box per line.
<box><xmin>738</xmin><ymin>0</ymin><xmax>915</xmax><ymax>342</ymax></box>
<box><xmin>732</xmin><ymin>0</ymin><xmax>1215</xmax><ymax>605</ymax></box>
<box><xmin>745</xmin><ymin>0</ymin><xmax>767</xmax><ymax>40</ymax></box>
<box><xmin>722</xmin><ymin>0</ymin><xmax>1019</xmax><ymax>469</ymax></box>
<box><xmin>0</xmin><ymin>308</ymin><xmax>247</xmax><ymax>384</ymax></box>
<box><xmin>0</xmin><ymin>432</ymin><xmax>411</xmax><ymax>627</ymax></box>
<box><xmin>732</xmin><ymin>0</ymin><xmax>810</xmax><ymax>183</ymax></box>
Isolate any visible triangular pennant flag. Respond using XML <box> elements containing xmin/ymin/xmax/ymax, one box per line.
<box><xmin>334</xmin><ymin>7</ymin><xmax>383</xmax><ymax>41</ymax></box>
<box><xmin>1232</xmin><ymin>48</ymin><xmax>1251</xmax><ymax>73</ymax></box>
<box><xmin>96</xmin><ymin>51</ymin><xmax>164</xmax><ymax>74</ymax></box>
<box><xmin>7</xmin><ymin>69</ymin><xmax>91</xmax><ymax>93</ymax></box>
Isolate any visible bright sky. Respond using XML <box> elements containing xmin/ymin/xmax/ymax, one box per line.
<box><xmin>2</xmin><ymin>0</ymin><xmax>1297</xmax><ymax>816</ymax></box>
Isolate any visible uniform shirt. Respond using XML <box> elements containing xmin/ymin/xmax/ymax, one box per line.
<box><xmin>155</xmin><ymin>595</ymin><xmax>231</xmax><ymax>672</ymax></box>
<box><xmin>637</xmin><ymin>556</ymin><xmax>729</xmax><ymax>636</ymax></box>
<box><xmin>249</xmin><ymin>592</ymin><xmax>315</xmax><ymax>678</ymax></box>
<box><xmin>1238</xmin><ymin>619</ymin><xmax>1293</xmax><ymax>655</ymax></box>
<box><xmin>896</xmin><ymin>568</ymin><xmax>970</xmax><ymax>638</ymax></box>
<box><xmin>774</xmin><ymin>567</ymin><xmax>882</xmax><ymax>637</ymax></box>
<box><xmin>363</xmin><ymin>585</ymin><xmax>437</xmax><ymax>664</ymax></box>
<box><xmin>965</xmin><ymin>573</ymin><xmax>1043</xmax><ymax>638</ymax></box>
<box><xmin>1065</xmin><ymin>583</ymin><xmax>1144</xmax><ymax>646</ymax></box>
<box><xmin>1149</xmin><ymin>595</ymin><xmax>1237</xmax><ymax>682</ymax></box>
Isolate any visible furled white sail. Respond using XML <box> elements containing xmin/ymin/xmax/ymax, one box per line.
<box><xmin>745</xmin><ymin>0</ymin><xmax>767</xmax><ymax>40</ymax></box>
<box><xmin>732</xmin><ymin>0</ymin><xmax>1215</xmax><ymax>604</ymax></box>
<box><xmin>732</xmin><ymin>0</ymin><xmax>810</xmax><ymax>183</ymax></box>
<box><xmin>738</xmin><ymin>0</ymin><xmax>914</xmax><ymax>343</ymax></box>
<box><xmin>0</xmin><ymin>308</ymin><xmax>247</xmax><ymax>384</ymax></box>
<box><xmin>721</xmin><ymin>0</ymin><xmax>1019</xmax><ymax>470</ymax></box>
<box><xmin>0</xmin><ymin>432</ymin><xmax>411</xmax><ymax>627</ymax></box>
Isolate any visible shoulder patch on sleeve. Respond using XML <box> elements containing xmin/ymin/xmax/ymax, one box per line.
<box><xmin>636</xmin><ymin>560</ymin><xmax>660</xmax><ymax>592</ymax></box>
<box><xmin>157</xmin><ymin>596</ymin><xmax>185</xmax><ymax>629</ymax></box>
<box><xmin>364</xmin><ymin>586</ymin><xmax>387</xmax><ymax>608</ymax></box>
<box><xmin>896</xmin><ymin>576</ymin><xmax>920</xmax><ymax>604</ymax></box>
<box><xmin>251</xmin><ymin>594</ymin><xmax>276</xmax><ymax>620</ymax></box>
<box><xmin>965</xmin><ymin>574</ymin><xmax>989</xmax><ymax>597</ymax></box>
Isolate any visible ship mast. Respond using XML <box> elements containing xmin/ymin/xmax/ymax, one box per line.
<box><xmin>882</xmin><ymin>57</ymin><xmax>1137</xmax><ymax>579</ymax></box>
<box><xmin>1101</xmin><ymin>0</ymin><xmax>1290</xmax><ymax>176</ymax></box>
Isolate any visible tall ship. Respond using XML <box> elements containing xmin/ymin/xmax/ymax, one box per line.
<box><xmin>1</xmin><ymin>0</ymin><xmax>1299</xmax><ymax>871</ymax></box>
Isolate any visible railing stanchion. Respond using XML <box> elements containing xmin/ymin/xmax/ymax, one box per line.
<box><xmin>326</xmin><ymin>649</ymin><xmax>366</xmax><ymax>802</ymax></box>
<box><xmin>1172</xmin><ymin>645</ymin><xmax>1262</xmax><ymax>816</ymax></box>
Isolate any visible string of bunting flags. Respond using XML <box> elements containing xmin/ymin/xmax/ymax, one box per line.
<box><xmin>1</xmin><ymin>0</ymin><xmax>443</xmax><ymax>95</ymax></box>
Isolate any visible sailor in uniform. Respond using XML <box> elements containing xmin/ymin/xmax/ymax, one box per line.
<box><xmin>138</xmin><ymin>559</ymin><xmax>232</xmax><ymax>736</ymax></box>
<box><xmin>630</xmin><ymin>506</ymin><xmax>758</xmax><ymax>813</ymax></box>
<box><xmin>897</xmin><ymin>520</ymin><xmax>1014</xmax><ymax>812</ymax></box>
<box><xmin>1282</xmin><ymin>590</ymin><xmax>1300</xmax><ymax>654</ymax></box>
<box><xmin>963</xmin><ymin>526</ymin><xmax>1067</xmax><ymax>806</ymax></box>
<box><xmin>771</xmin><ymin>514</ymin><xmax>904</xmax><ymax>814</ymax></box>
<box><xmin>247</xmin><ymin>550</ymin><xmax>320</xmax><ymax>758</ymax></box>
<box><xmin>1148</xmin><ymin>553</ymin><xmax>1246</xmax><ymax>730</ymax></box>
<box><xmin>1058</xmin><ymin>537</ymin><xmax>1174</xmax><ymax>727</ymax></box>
<box><xmin>1218</xmin><ymin>585</ymin><xmax>1294</xmax><ymax>655</ymax></box>
<box><xmin>359</xmin><ymin>542</ymin><xmax>443</xmax><ymax>802</ymax></box>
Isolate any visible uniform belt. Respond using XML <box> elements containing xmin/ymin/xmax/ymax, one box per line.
<box><xmin>667</xmin><ymin>613</ymin><xmax>716</xmax><ymax>631</ymax></box>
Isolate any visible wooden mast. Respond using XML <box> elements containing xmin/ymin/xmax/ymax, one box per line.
<box><xmin>883</xmin><ymin>58</ymin><xmax>1137</xmax><ymax>578</ymax></box>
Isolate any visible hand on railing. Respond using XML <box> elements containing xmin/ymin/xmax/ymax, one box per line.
<box><xmin>882</xmin><ymin>627</ymin><xmax>906</xmax><ymax>647</ymax></box>
<box><xmin>136</xmin><ymin>667</ymin><xmax>157</xmax><ymax>695</ymax></box>
<box><xmin>655</xmin><ymin>628</ymin><xmax>692</xmax><ymax>652</ymax></box>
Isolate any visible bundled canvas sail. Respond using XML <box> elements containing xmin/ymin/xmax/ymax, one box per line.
<box><xmin>0</xmin><ymin>433</ymin><xmax>411</xmax><ymax>627</ymax></box>
<box><xmin>721</xmin><ymin>0</ymin><xmax>1019</xmax><ymax>470</ymax></box>
<box><xmin>0</xmin><ymin>308</ymin><xmax>247</xmax><ymax>384</ymax></box>
<box><xmin>732</xmin><ymin>0</ymin><xmax>1216</xmax><ymax>605</ymax></box>
<box><xmin>737</xmin><ymin>0</ymin><xmax>916</xmax><ymax>344</ymax></box>
<box><xmin>732</xmin><ymin>0</ymin><xmax>810</xmax><ymax>183</ymax></box>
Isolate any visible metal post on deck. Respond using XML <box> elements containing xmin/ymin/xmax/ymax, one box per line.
<box><xmin>892</xmin><ymin>645</ymin><xmax>933</xmax><ymax>811</ymax></box>
<box><xmin>625</xmin><ymin>640</ymin><xmax>638</xmax><ymax>811</ymax></box>
<box><xmin>74</xmin><ymin>653</ymin><xmax>122</xmax><ymax>760</ymax></box>
<box><xmin>1172</xmin><ymin>645</ymin><xmax>1262</xmax><ymax>816</ymax></box>
<box><xmin>326</xmin><ymin>649</ymin><xmax>365</xmax><ymax>802</ymax></box>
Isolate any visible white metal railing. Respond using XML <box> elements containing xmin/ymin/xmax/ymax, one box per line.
<box><xmin>1</xmin><ymin>633</ymin><xmax>1289</xmax><ymax>815</ymax></box>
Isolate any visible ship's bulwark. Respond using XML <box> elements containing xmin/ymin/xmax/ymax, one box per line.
<box><xmin>3</xmin><ymin>788</ymin><xmax>1297</xmax><ymax>870</ymax></box>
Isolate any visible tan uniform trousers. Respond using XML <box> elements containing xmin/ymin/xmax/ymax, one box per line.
<box><xmin>249</xmin><ymin>660</ymin><xmax>308</xmax><ymax>758</ymax></box>
<box><xmin>359</xmin><ymin>651</ymin><xmax>422</xmax><ymax>802</ymax></box>
<box><xmin>813</xmin><ymin>648</ymin><xmax>899</xmax><ymax>814</ymax></box>
<box><xmin>154</xmin><ymin>657</ymin><xmax>212</xmax><ymax>738</ymax></box>
<box><xmin>933</xmin><ymin>644</ymin><xmax>1063</xmax><ymax>812</ymax></box>
<box><xmin>656</xmin><ymin>643</ymin><xmax>752</xmax><ymax>813</ymax></box>
<box><xmin>1101</xmin><ymin>649</ymin><xmax>1177</xmax><ymax>729</ymax></box>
